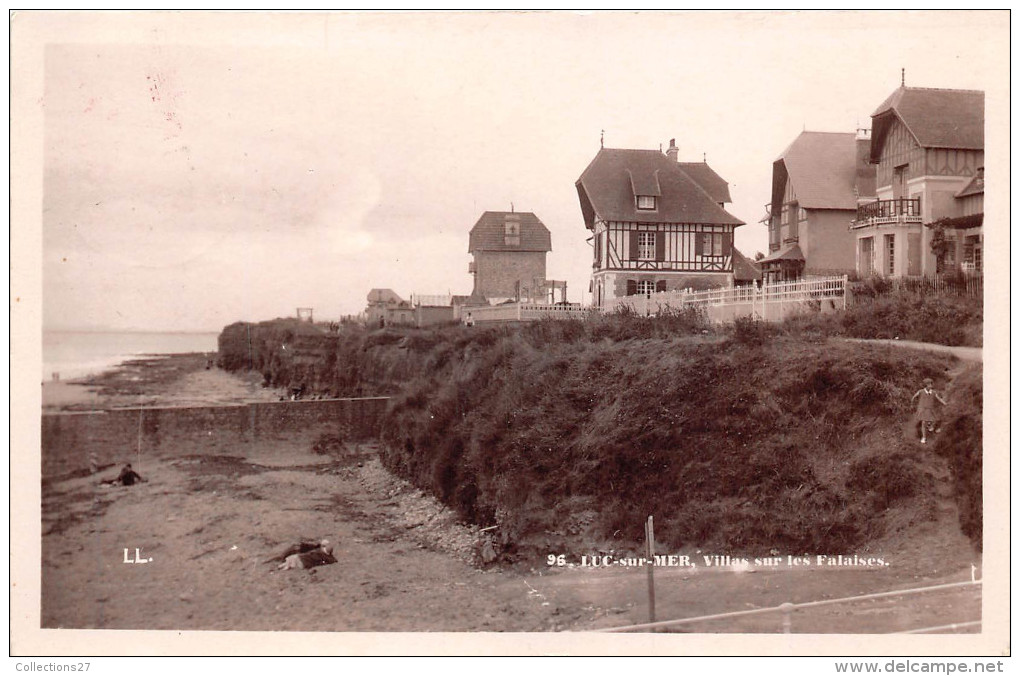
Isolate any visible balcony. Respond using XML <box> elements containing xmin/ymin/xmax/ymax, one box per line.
<box><xmin>853</xmin><ymin>198</ymin><xmax>922</xmax><ymax>229</ymax></box>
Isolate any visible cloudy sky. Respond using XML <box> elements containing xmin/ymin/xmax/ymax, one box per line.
<box><xmin>32</xmin><ymin>11</ymin><xmax>1006</xmax><ymax>332</ymax></box>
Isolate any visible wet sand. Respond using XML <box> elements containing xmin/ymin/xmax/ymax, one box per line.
<box><xmin>42</xmin><ymin>353</ymin><xmax>285</xmax><ymax>411</ymax></box>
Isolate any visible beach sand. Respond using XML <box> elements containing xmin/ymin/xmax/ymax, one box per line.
<box><xmin>40</xmin><ymin>354</ymin><xmax>570</xmax><ymax>632</ymax></box>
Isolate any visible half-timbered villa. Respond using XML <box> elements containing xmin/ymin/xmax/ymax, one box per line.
<box><xmin>761</xmin><ymin>130</ymin><xmax>876</xmax><ymax>282</ymax></box>
<box><xmin>468</xmin><ymin>210</ymin><xmax>552</xmax><ymax>303</ymax></box>
<box><xmin>576</xmin><ymin>139</ymin><xmax>745</xmax><ymax>308</ymax></box>
<box><xmin>851</xmin><ymin>86</ymin><xmax>984</xmax><ymax>278</ymax></box>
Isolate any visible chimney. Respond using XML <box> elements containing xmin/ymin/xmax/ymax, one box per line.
<box><xmin>665</xmin><ymin>138</ymin><xmax>678</xmax><ymax>163</ymax></box>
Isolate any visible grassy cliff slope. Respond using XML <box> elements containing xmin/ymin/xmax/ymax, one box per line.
<box><xmin>218</xmin><ymin>315</ymin><xmax>982</xmax><ymax>559</ymax></box>
<box><xmin>378</xmin><ymin>321</ymin><xmax>978</xmax><ymax>559</ymax></box>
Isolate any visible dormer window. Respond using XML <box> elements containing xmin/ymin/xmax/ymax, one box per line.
<box><xmin>504</xmin><ymin>218</ymin><xmax>520</xmax><ymax>245</ymax></box>
<box><xmin>636</xmin><ymin>195</ymin><xmax>656</xmax><ymax>211</ymax></box>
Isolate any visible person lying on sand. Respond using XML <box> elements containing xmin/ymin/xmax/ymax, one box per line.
<box><xmin>101</xmin><ymin>463</ymin><xmax>147</xmax><ymax>486</ymax></box>
<box><xmin>276</xmin><ymin>541</ymin><xmax>337</xmax><ymax>571</ymax></box>
<box><xmin>264</xmin><ymin>538</ymin><xmax>333</xmax><ymax>564</ymax></box>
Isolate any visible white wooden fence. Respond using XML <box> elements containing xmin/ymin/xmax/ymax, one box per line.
<box><xmin>462</xmin><ymin>277</ymin><xmax>848</xmax><ymax>325</ymax></box>
<box><xmin>464</xmin><ymin>302</ymin><xmax>588</xmax><ymax>324</ymax></box>
<box><xmin>604</xmin><ymin>276</ymin><xmax>848</xmax><ymax>323</ymax></box>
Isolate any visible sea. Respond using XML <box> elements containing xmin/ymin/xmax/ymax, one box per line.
<box><xmin>42</xmin><ymin>330</ymin><xmax>220</xmax><ymax>382</ymax></box>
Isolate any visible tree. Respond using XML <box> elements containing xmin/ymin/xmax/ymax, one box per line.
<box><xmin>754</xmin><ymin>251</ymin><xmax>766</xmax><ymax>262</ymax></box>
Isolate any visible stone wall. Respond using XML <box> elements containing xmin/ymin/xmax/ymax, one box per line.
<box><xmin>42</xmin><ymin>397</ymin><xmax>390</xmax><ymax>478</ymax></box>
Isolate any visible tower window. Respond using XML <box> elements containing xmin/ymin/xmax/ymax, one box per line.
<box><xmin>504</xmin><ymin>220</ymin><xmax>520</xmax><ymax>245</ymax></box>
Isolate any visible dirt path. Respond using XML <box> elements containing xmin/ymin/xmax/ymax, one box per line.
<box><xmin>840</xmin><ymin>338</ymin><xmax>982</xmax><ymax>362</ymax></box>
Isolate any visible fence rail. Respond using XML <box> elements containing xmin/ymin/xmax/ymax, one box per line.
<box><xmin>888</xmin><ymin>274</ymin><xmax>983</xmax><ymax>298</ymax></box>
<box><xmin>598</xmin><ymin>579</ymin><xmax>981</xmax><ymax>634</ymax></box>
<box><xmin>604</xmin><ymin>275</ymin><xmax>847</xmax><ymax>323</ymax></box>
<box><xmin>462</xmin><ymin>272</ymin><xmax>979</xmax><ymax>326</ymax></box>
<box><xmin>465</xmin><ymin>302</ymin><xmax>587</xmax><ymax>324</ymax></box>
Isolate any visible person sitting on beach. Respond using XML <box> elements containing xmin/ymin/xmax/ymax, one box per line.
<box><xmin>102</xmin><ymin>463</ymin><xmax>147</xmax><ymax>486</ymax></box>
<box><xmin>911</xmin><ymin>378</ymin><xmax>947</xmax><ymax>444</ymax></box>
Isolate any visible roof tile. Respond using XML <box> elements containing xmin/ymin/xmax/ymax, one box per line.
<box><xmin>576</xmin><ymin>148</ymin><xmax>743</xmax><ymax>227</ymax></box>
<box><xmin>677</xmin><ymin>162</ymin><xmax>732</xmax><ymax>204</ymax></box>
<box><xmin>468</xmin><ymin>211</ymin><xmax>552</xmax><ymax>253</ymax></box>
<box><xmin>773</xmin><ymin>132</ymin><xmax>876</xmax><ymax>211</ymax></box>
<box><xmin>871</xmin><ymin>87</ymin><xmax>984</xmax><ymax>156</ymax></box>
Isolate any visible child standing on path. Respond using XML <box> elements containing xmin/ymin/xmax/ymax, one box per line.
<box><xmin>911</xmin><ymin>377</ymin><xmax>947</xmax><ymax>444</ymax></box>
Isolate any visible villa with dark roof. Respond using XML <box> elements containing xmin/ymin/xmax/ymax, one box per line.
<box><xmin>762</xmin><ymin>130</ymin><xmax>876</xmax><ymax>282</ymax></box>
<box><xmin>576</xmin><ymin>138</ymin><xmax>744</xmax><ymax>308</ymax></box>
<box><xmin>851</xmin><ymin>86</ymin><xmax>984</xmax><ymax>278</ymax></box>
<box><xmin>365</xmin><ymin>288</ymin><xmax>414</xmax><ymax>327</ymax></box>
<box><xmin>468</xmin><ymin>210</ymin><xmax>552</xmax><ymax>302</ymax></box>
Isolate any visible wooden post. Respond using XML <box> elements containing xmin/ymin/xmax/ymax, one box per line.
<box><xmin>780</xmin><ymin>602</ymin><xmax>794</xmax><ymax>634</ymax></box>
<box><xmin>136</xmin><ymin>408</ymin><xmax>144</xmax><ymax>468</ymax></box>
<box><xmin>842</xmin><ymin>274</ymin><xmax>849</xmax><ymax>311</ymax></box>
<box><xmin>645</xmin><ymin>515</ymin><xmax>656</xmax><ymax>626</ymax></box>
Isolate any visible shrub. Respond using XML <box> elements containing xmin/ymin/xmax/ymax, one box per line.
<box><xmin>842</xmin><ymin>289</ymin><xmax>982</xmax><ymax>346</ymax></box>
<box><xmin>933</xmin><ymin>364</ymin><xmax>983</xmax><ymax>549</ymax></box>
<box><xmin>846</xmin><ymin>452</ymin><xmax>927</xmax><ymax>512</ymax></box>
<box><xmin>731</xmin><ymin>316</ymin><xmax>771</xmax><ymax>346</ymax></box>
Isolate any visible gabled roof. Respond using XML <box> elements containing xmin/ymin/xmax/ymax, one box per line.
<box><xmin>772</xmin><ymin>132</ymin><xmax>876</xmax><ymax>211</ymax></box>
<box><xmin>468</xmin><ymin>211</ymin><xmax>552</xmax><ymax>253</ymax></box>
<box><xmin>367</xmin><ymin>288</ymin><xmax>404</xmax><ymax>304</ymax></box>
<box><xmin>760</xmin><ymin>242</ymin><xmax>805</xmax><ymax>264</ymax></box>
<box><xmin>955</xmin><ymin>167</ymin><xmax>984</xmax><ymax>198</ymax></box>
<box><xmin>678</xmin><ymin>162</ymin><xmax>732</xmax><ymax>204</ymax></box>
<box><xmin>732</xmin><ymin>247</ymin><xmax>762</xmax><ymax>282</ymax></box>
<box><xmin>576</xmin><ymin>148</ymin><xmax>744</xmax><ymax>229</ymax></box>
<box><xmin>870</xmin><ymin>87</ymin><xmax>984</xmax><ymax>162</ymax></box>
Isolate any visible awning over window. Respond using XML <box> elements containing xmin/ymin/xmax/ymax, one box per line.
<box><xmin>759</xmin><ymin>243</ymin><xmax>805</xmax><ymax>266</ymax></box>
<box><xmin>934</xmin><ymin>213</ymin><xmax>983</xmax><ymax>230</ymax></box>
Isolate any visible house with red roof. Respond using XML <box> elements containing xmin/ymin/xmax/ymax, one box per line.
<box><xmin>468</xmin><ymin>210</ymin><xmax>552</xmax><ymax>302</ymax></box>
<box><xmin>851</xmin><ymin>86</ymin><xmax>984</xmax><ymax>277</ymax></box>
<box><xmin>575</xmin><ymin>139</ymin><xmax>745</xmax><ymax>308</ymax></box>
<box><xmin>762</xmin><ymin>130</ymin><xmax>876</xmax><ymax>283</ymax></box>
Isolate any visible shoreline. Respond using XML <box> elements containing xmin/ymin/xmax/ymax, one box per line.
<box><xmin>41</xmin><ymin>351</ymin><xmax>286</xmax><ymax>412</ymax></box>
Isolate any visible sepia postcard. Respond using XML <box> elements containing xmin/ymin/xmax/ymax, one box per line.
<box><xmin>10</xmin><ymin>10</ymin><xmax>1010</xmax><ymax>657</ymax></box>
